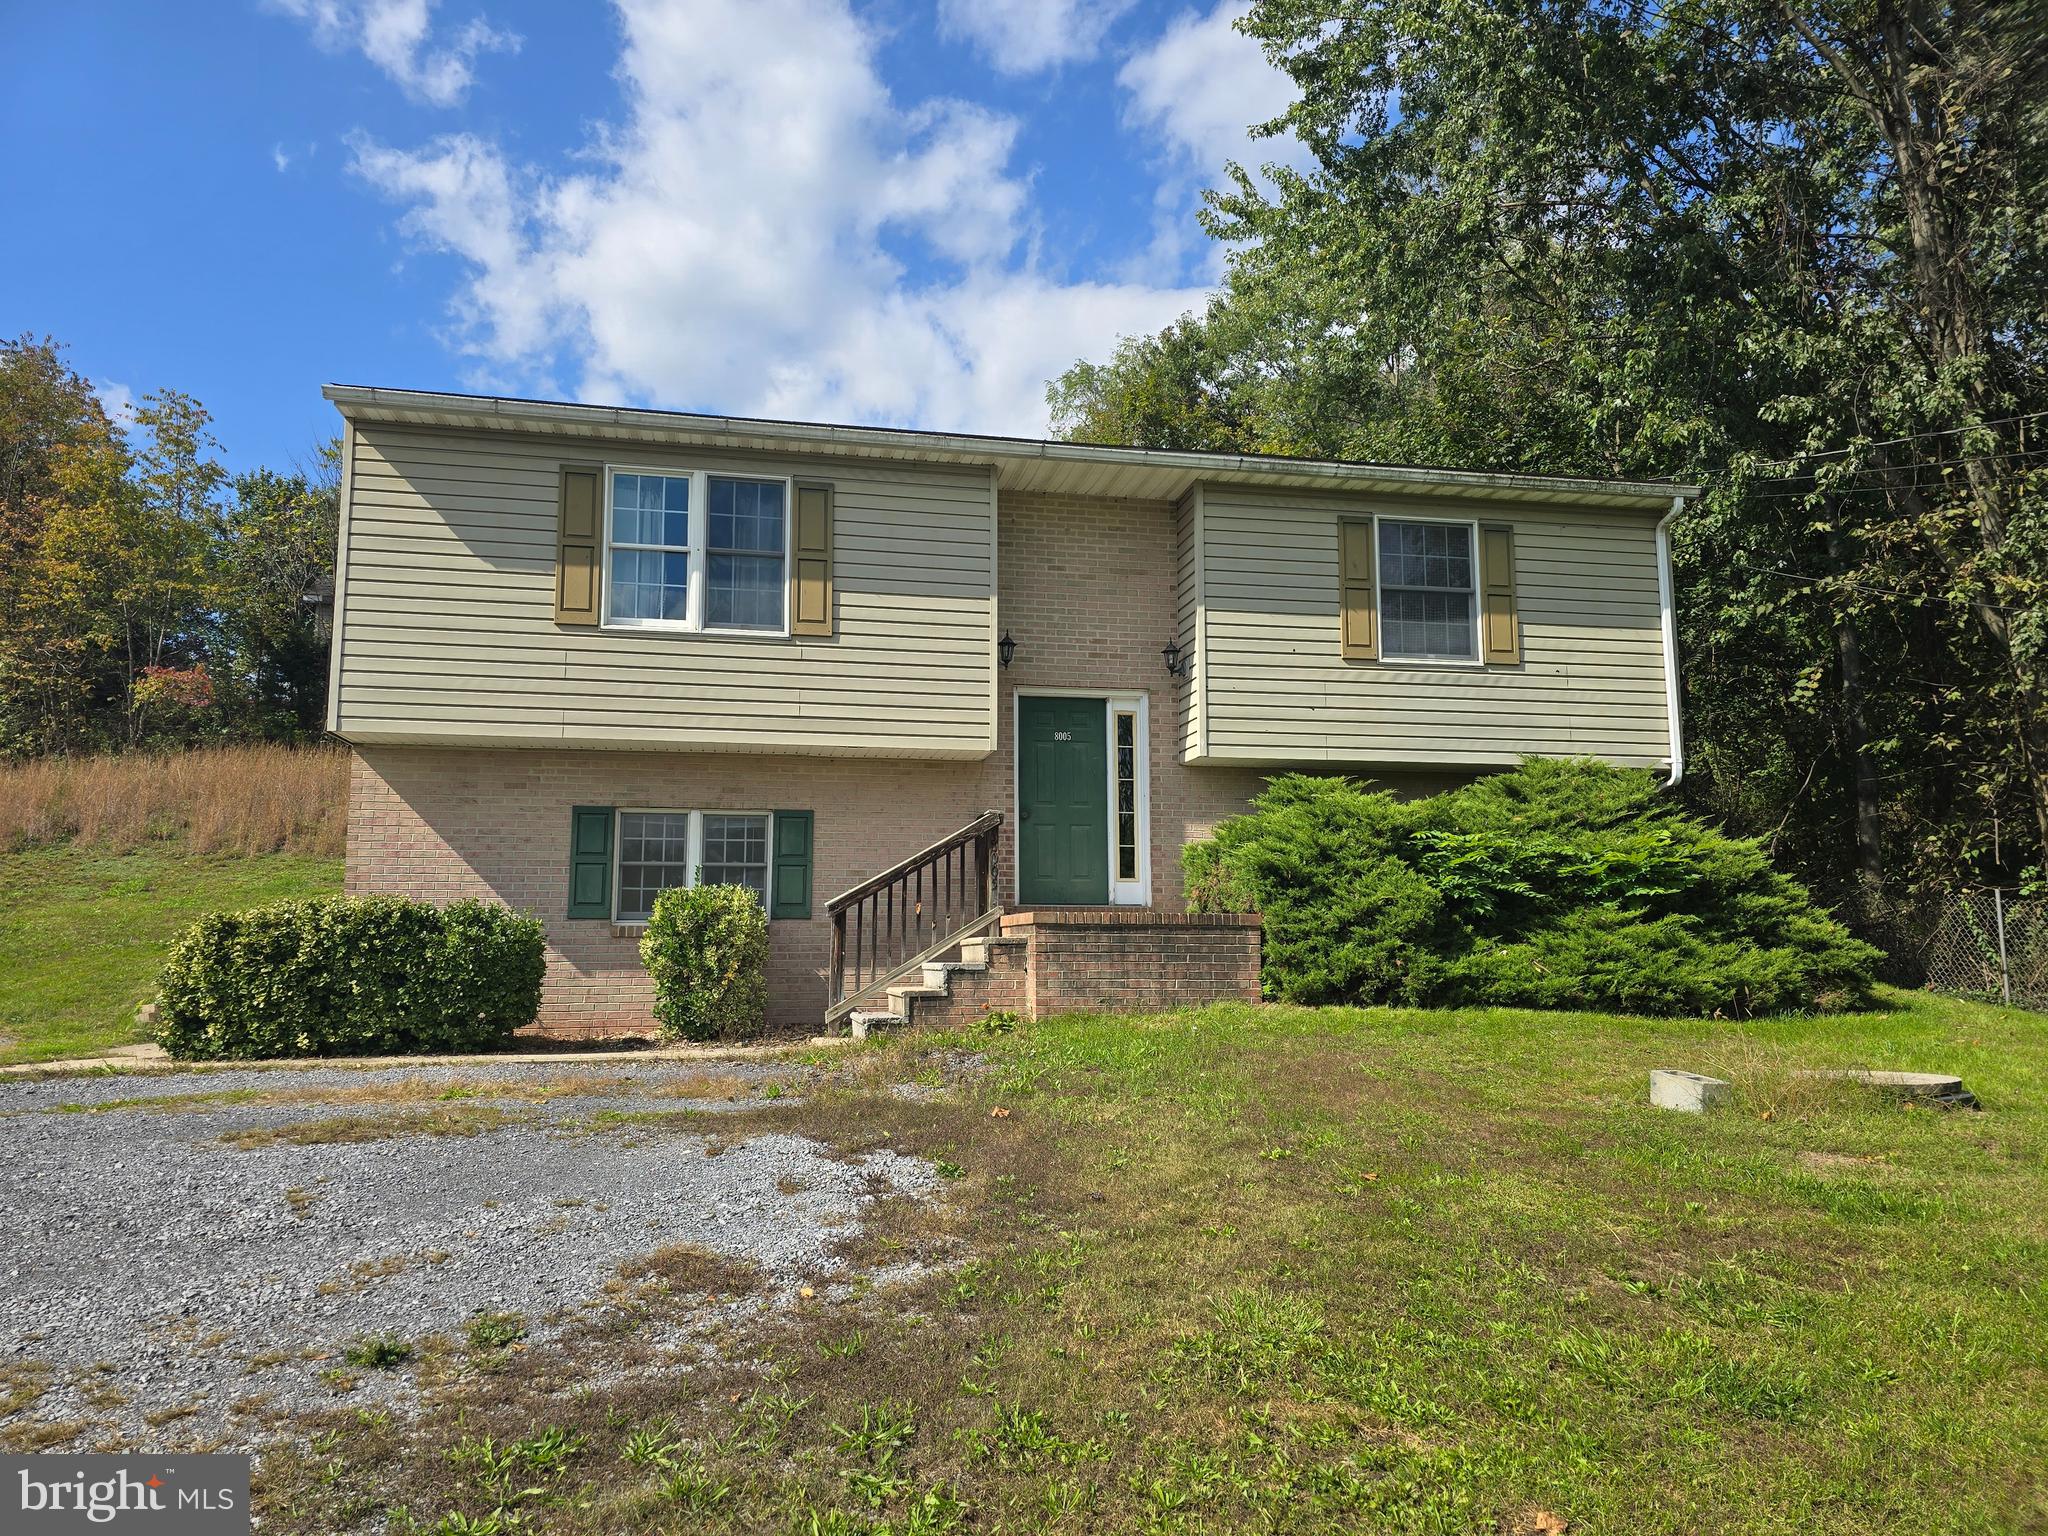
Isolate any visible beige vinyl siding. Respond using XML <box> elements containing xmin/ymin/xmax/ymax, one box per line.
<box><xmin>1191</xmin><ymin>486</ymin><xmax>1672</xmax><ymax>768</ymax></box>
<box><xmin>333</xmin><ymin>423</ymin><xmax>997</xmax><ymax>757</ymax></box>
<box><xmin>1172</xmin><ymin>489</ymin><xmax>1201</xmax><ymax>760</ymax></box>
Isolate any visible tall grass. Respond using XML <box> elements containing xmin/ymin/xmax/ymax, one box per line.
<box><xmin>0</xmin><ymin>744</ymin><xmax>347</xmax><ymax>856</ymax></box>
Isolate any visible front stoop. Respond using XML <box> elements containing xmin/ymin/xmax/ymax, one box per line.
<box><xmin>847</xmin><ymin>933</ymin><xmax>1029</xmax><ymax>1037</ymax></box>
<box><xmin>843</xmin><ymin>910</ymin><xmax>1261</xmax><ymax>1036</ymax></box>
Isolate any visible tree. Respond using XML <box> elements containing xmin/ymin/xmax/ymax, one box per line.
<box><xmin>211</xmin><ymin>444</ymin><xmax>341</xmax><ymax>738</ymax></box>
<box><xmin>1052</xmin><ymin>0</ymin><xmax>2048</xmax><ymax>909</ymax></box>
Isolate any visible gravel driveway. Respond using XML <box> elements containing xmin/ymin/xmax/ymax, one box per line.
<box><xmin>0</xmin><ymin>1056</ymin><xmax>940</xmax><ymax>1453</ymax></box>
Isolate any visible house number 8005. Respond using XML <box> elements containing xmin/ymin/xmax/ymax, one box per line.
<box><xmin>1054</xmin><ymin>731</ymin><xmax>1072</xmax><ymax>741</ymax></box>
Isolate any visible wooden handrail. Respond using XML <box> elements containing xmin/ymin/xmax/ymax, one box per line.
<box><xmin>827</xmin><ymin>810</ymin><xmax>1003</xmax><ymax>1021</ymax></box>
<box><xmin>825</xmin><ymin>810</ymin><xmax>1003</xmax><ymax>913</ymax></box>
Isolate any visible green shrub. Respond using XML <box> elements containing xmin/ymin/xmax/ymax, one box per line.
<box><xmin>154</xmin><ymin>895</ymin><xmax>544</xmax><ymax>1060</ymax></box>
<box><xmin>640</xmin><ymin>884</ymin><xmax>768</xmax><ymax>1042</ymax></box>
<box><xmin>1186</xmin><ymin>758</ymin><xmax>1879</xmax><ymax>1017</ymax></box>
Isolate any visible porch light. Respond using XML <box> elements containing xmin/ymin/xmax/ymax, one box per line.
<box><xmin>1162</xmin><ymin>637</ymin><xmax>1188</xmax><ymax>679</ymax></box>
<box><xmin>998</xmin><ymin>630</ymin><xmax>1017</xmax><ymax>669</ymax></box>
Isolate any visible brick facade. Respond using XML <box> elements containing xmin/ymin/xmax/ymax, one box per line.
<box><xmin>1004</xmin><ymin>910</ymin><xmax>1262</xmax><ymax>1017</ymax></box>
<box><xmin>344</xmin><ymin>489</ymin><xmax>1467</xmax><ymax>1035</ymax></box>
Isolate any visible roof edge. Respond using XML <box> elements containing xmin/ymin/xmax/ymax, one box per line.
<box><xmin>322</xmin><ymin>384</ymin><xmax>1702</xmax><ymax>507</ymax></box>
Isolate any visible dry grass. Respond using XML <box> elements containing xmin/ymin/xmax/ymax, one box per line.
<box><xmin>0</xmin><ymin>744</ymin><xmax>346</xmax><ymax>855</ymax></box>
<box><xmin>614</xmin><ymin>1243</ymin><xmax>765</xmax><ymax>1296</ymax></box>
<box><xmin>217</xmin><ymin>1104</ymin><xmax>525</xmax><ymax>1148</ymax></box>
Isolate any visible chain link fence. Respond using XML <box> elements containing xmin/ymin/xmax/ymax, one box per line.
<box><xmin>1923</xmin><ymin>889</ymin><xmax>2048</xmax><ymax>1011</ymax></box>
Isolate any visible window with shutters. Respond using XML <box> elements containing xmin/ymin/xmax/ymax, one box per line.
<box><xmin>605</xmin><ymin>468</ymin><xmax>789</xmax><ymax>634</ymax></box>
<box><xmin>1376</xmin><ymin>518</ymin><xmax>1480</xmax><ymax>662</ymax></box>
<box><xmin>614</xmin><ymin>809</ymin><xmax>774</xmax><ymax>922</ymax></box>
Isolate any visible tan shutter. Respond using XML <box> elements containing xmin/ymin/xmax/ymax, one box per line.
<box><xmin>1479</xmin><ymin>523</ymin><xmax>1521</xmax><ymax>664</ymax></box>
<box><xmin>1339</xmin><ymin>518</ymin><xmax>1378</xmax><ymax>660</ymax></box>
<box><xmin>790</xmin><ymin>481</ymin><xmax>834</xmax><ymax>637</ymax></box>
<box><xmin>555</xmin><ymin>464</ymin><xmax>603</xmax><ymax>625</ymax></box>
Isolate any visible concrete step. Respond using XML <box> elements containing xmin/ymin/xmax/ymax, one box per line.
<box><xmin>848</xmin><ymin>1008</ymin><xmax>907</xmax><ymax>1040</ymax></box>
<box><xmin>922</xmin><ymin>959</ymin><xmax>988</xmax><ymax>988</ymax></box>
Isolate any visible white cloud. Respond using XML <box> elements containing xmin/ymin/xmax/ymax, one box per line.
<box><xmin>267</xmin><ymin>0</ymin><xmax>519</xmax><ymax>107</ymax></box>
<box><xmin>1119</xmin><ymin>1</ymin><xmax>1301</xmax><ymax>181</ymax></box>
<box><xmin>273</xmin><ymin>142</ymin><xmax>294</xmax><ymax>172</ymax></box>
<box><xmin>1114</xmin><ymin>1</ymin><xmax>1306</xmax><ymax>278</ymax></box>
<box><xmin>347</xmin><ymin>0</ymin><xmax>1205</xmax><ymax>433</ymax></box>
<box><xmin>94</xmin><ymin>381</ymin><xmax>139</xmax><ymax>437</ymax></box>
<box><xmin>937</xmin><ymin>0</ymin><xmax>1133</xmax><ymax>75</ymax></box>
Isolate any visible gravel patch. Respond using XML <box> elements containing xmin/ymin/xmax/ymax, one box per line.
<box><xmin>0</xmin><ymin>1059</ymin><xmax>941</xmax><ymax>1452</ymax></box>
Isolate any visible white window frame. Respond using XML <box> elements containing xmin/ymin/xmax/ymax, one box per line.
<box><xmin>612</xmin><ymin>807</ymin><xmax>775</xmax><ymax>926</ymax></box>
<box><xmin>1372</xmin><ymin>513</ymin><xmax>1485</xmax><ymax>666</ymax></box>
<box><xmin>602</xmin><ymin>465</ymin><xmax>794</xmax><ymax>638</ymax></box>
<box><xmin>1008</xmin><ymin>689</ymin><xmax>1152</xmax><ymax>908</ymax></box>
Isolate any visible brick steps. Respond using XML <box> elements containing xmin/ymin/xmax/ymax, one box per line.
<box><xmin>846</xmin><ymin>934</ymin><xmax>1028</xmax><ymax>1038</ymax></box>
<box><xmin>840</xmin><ymin>911</ymin><xmax>1260</xmax><ymax>1037</ymax></box>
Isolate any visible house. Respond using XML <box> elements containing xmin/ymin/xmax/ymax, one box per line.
<box><xmin>323</xmin><ymin>385</ymin><xmax>1697</xmax><ymax>1034</ymax></box>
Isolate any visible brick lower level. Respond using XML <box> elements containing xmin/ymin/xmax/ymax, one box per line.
<box><xmin>346</xmin><ymin>745</ymin><xmax>1455</xmax><ymax>1035</ymax></box>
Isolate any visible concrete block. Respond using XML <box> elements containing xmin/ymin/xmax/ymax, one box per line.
<box><xmin>1650</xmin><ymin>1069</ymin><xmax>1732</xmax><ymax>1113</ymax></box>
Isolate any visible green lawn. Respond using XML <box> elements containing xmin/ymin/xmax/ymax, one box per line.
<box><xmin>258</xmin><ymin>989</ymin><xmax>2048</xmax><ymax>1535</ymax></box>
<box><xmin>0</xmin><ymin>845</ymin><xmax>342</xmax><ymax>1064</ymax></box>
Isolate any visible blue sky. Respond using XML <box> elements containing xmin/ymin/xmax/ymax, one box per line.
<box><xmin>3</xmin><ymin>0</ymin><xmax>1300</xmax><ymax>472</ymax></box>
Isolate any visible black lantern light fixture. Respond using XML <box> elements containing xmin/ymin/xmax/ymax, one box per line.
<box><xmin>1162</xmin><ymin>636</ymin><xmax>1188</xmax><ymax>679</ymax></box>
<box><xmin>998</xmin><ymin>630</ymin><xmax>1017</xmax><ymax>669</ymax></box>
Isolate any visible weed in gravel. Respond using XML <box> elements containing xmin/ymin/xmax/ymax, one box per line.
<box><xmin>466</xmin><ymin>1313</ymin><xmax>527</xmax><ymax>1352</ymax></box>
<box><xmin>0</xmin><ymin>1363</ymin><xmax>51</xmax><ymax>1415</ymax></box>
<box><xmin>0</xmin><ymin>1419</ymin><xmax>85</xmax><ymax>1453</ymax></box>
<box><xmin>341</xmin><ymin>1333</ymin><xmax>414</xmax><ymax>1370</ymax></box>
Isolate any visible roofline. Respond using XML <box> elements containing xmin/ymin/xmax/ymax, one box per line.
<box><xmin>322</xmin><ymin>384</ymin><xmax>1702</xmax><ymax>508</ymax></box>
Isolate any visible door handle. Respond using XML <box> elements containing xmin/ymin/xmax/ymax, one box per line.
<box><xmin>1020</xmin><ymin>809</ymin><xmax>1030</xmax><ymax>821</ymax></box>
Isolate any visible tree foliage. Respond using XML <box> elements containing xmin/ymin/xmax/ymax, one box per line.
<box><xmin>1053</xmin><ymin>0</ymin><xmax>2048</xmax><ymax>927</ymax></box>
<box><xmin>0</xmin><ymin>336</ymin><xmax>339</xmax><ymax>755</ymax></box>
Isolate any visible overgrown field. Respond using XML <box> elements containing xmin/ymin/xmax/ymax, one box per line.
<box><xmin>259</xmin><ymin>990</ymin><xmax>2048</xmax><ymax>1535</ymax></box>
<box><xmin>0</xmin><ymin>847</ymin><xmax>341</xmax><ymax>1064</ymax></box>
<box><xmin>0</xmin><ymin>744</ymin><xmax>346</xmax><ymax>856</ymax></box>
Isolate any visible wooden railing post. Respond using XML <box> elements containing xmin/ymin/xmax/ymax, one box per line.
<box><xmin>825</xmin><ymin>810</ymin><xmax>1004</xmax><ymax>1025</ymax></box>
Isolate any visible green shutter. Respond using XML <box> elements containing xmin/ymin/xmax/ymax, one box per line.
<box><xmin>770</xmin><ymin>811</ymin><xmax>813</xmax><ymax>920</ymax></box>
<box><xmin>568</xmin><ymin>806</ymin><xmax>614</xmax><ymax>919</ymax></box>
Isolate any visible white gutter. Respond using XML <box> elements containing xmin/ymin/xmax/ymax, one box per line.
<box><xmin>321</xmin><ymin>384</ymin><xmax>1697</xmax><ymax>510</ymax></box>
<box><xmin>1655</xmin><ymin>494</ymin><xmax>1687</xmax><ymax>789</ymax></box>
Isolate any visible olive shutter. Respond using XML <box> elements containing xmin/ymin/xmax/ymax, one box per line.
<box><xmin>555</xmin><ymin>464</ymin><xmax>603</xmax><ymax>625</ymax></box>
<box><xmin>1479</xmin><ymin>524</ymin><xmax>1522</xmax><ymax>664</ymax></box>
<box><xmin>567</xmin><ymin>806</ymin><xmax>614</xmax><ymax>918</ymax></box>
<box><xmin>770</xmin><ymin>811</ymin><xmax>814</xmax><ymax>920</ymax></box>
<box><xmin>790</xmin><ymin>482</ymin><xmax>834</xmax><ymax>637</ymax></box>
<box><xmin>1339</xmin><ymin>518</ymin><xmax>1379</xmax><ymax>660</ymax></box>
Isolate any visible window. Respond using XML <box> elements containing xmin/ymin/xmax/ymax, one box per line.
<box><xmin>605</xmin><ymin>469</ymin><xmax>788</xmax><ymax>632</ymax></box>
<box><xmin>707</xmin><ymin>478</ymin><xmax>787</xmax><ymax>630</ymax></box>
<box><xmin>699</xmin><ymin>813</ymin><xmax>770</xmax><ymax>901</ymax></box>
<box><xmin>1114</xmin><ymin>710</ymin><xmax>1138</xmax><ymax>883</ymax></box>
<box><xmin>1377</xmin><ymin>519</ymin><xmax>1477</xmax><ymax>660</ymax></box>
<box><xmin>608</xmin><ymin>474</ymin><xmax>690</xmax><ymax>623</ymax></box>
<box><xmin>615</xmin><ymin>810</ymin><xmax>772</xmax><ymax>922</ymax></box>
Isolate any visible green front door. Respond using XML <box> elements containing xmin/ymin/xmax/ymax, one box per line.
<box><xmin>1017</xmin><ymin>695</ymin><xmax>1109</xmax><ymax>905</ymax></box>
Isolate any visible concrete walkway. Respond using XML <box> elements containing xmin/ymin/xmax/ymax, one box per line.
<box><xmin>0</xmin><ymin>1035</ymin><xmax>844</xmax><ymax>1079</ymax></box>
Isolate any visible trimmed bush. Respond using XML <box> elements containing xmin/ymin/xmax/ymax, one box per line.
<box><xmin>1186</xmin><ymin>758</ymin><xmax>1879</xmax><ymax>1017</ymax></box>
<box><xmin>155</xmin><ymin>895</ymin><xmax>544</xmax><ymax>1060</ymax></box>
<box><xmin>640</xmin><ymin>884</ymin><xmax>769</xmax><ymax>1042</ymax></box>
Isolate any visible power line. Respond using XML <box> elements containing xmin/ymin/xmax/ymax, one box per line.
<box><xmin>1725</xmin><ymin>559</ymin><xmax>2018</xmax><ymax>613</ymax></box>
<box><xmin>1743</xmin><ymin>411</ymin><xmax>2048</xmax><ymax>471</ymax></box>
<box><xmin>1749</xmin><ymin>445</ymin><xmax>2048</xmax><ymax>484</ymax></box>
